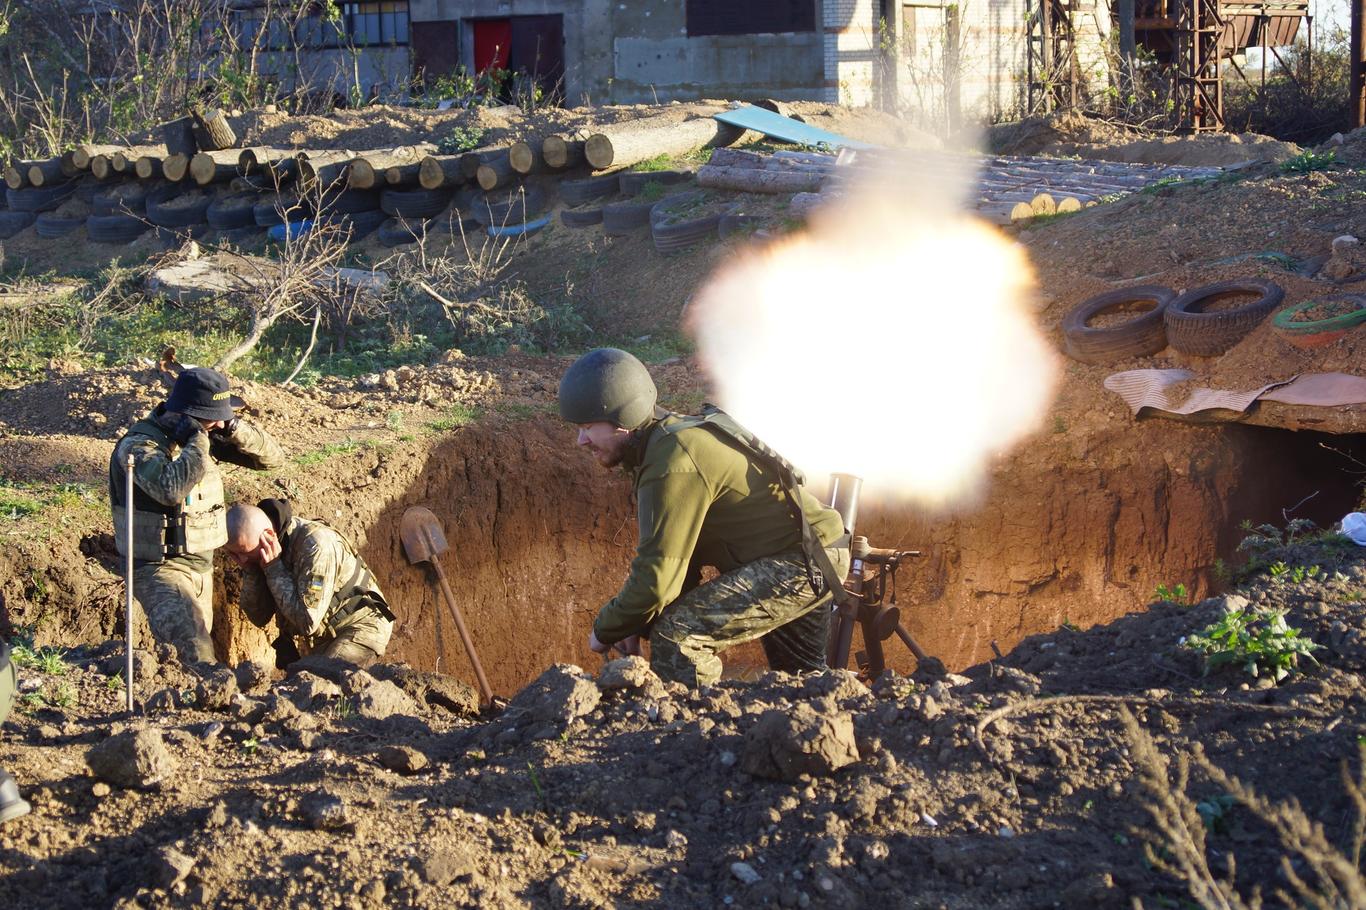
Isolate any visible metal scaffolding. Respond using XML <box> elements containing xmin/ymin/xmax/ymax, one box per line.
<box><xmin>1027</xmin><ymin>0</ymin><xmax>1080</xmax><ymax>113</ymax></box>
<box><xmin>1175</xmin><ymin>0</ymin><xmax>1226</xmax><ymax>131</ymax></box>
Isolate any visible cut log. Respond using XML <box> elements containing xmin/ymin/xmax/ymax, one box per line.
<box><xmin>1056</xmin><ymin>196</ymin><xmax>1083</xmax><ymax>213</ymax></box>
<box><xmin>696</xmin><ymin>164</ymin><xmax>825</xmax><ymax>194</ymax></box>
<box><xmin>1029</xmin><ymin>193</ymin><xmax>1057</xmax><ymax>215</ymax></box>
<box><xmin>418</xmin><ymin>155</ymin><xmax>465</xmax><ymax>190</ymax></box>
<box><xmin>459</xmin><ymin>145</ymin><xmax>505</xmax><ymax>180</ymax></box>
<box><xmin>508</xmin><ymin>140</ymin><xmax>542</xmax><ymax>175</ymax></box>
<box><xmin>91</xmin><ymin>155</ymin><xmax>117</xmax><ymax>180</ymax></box>
<box><xmin>135</xmin><ymin>155</ymin><xmax>164</xmax><ymax>180</ymax></box>
<box><xmin>161</xmin><ymin>115</ymin><xmax>199</xmax><ymax>157</ymax></box>
<box><xmin>384</xmin><ymin>163</ymin><xmax>421</xmax><ymax>186</ymax></box>
<box><xmin>3</xmin><ymin>161</ymin><xmax>35</xmax><ymax>189</ymax></box>
<box><xmin>542</xmin><ymin>134</ymin><xmax>585</xmax><ymax>170</ymax></box>
<box><xmin>190</xmin><ymin>149</ymin><xmax>244</xmax><ymax>185</ymax></box>
<box><xmin>583</xmin><ymin>115</ymin><xmax>746</xmax><ymax>171</ymax></box>
<box><xmin>297</xmin><ymin>151</ymin><xmax>356</xmax><ymax>192</ymax></box>
<box><xmin>475</xmin><ymin>151</ymin><xmax>514</xmax><ymax>191</ymax></box>
<box><xmin>113</xmin><ymin>145</ymin><xmax>165</xmax><ymax>173</ymax></box>
<box><xmin>71</xmin><ymin>143</ymin><xmax>124</xmax><ymax>170</ymax></box>
<box><xmin>26</xmin><ymin>157</ymin><xmax>66</xmax><ymax>187</ymax></box>
<box><xmin>346</xmin><ymin>144</ymin><xmax>436</xmax><ymax>189</ymax></box>
<box><xmin>238</xmin><ymin>146</ymin><xmax>296</xmax><ymax>176</ymax></box>
<box><xmin>191</xmin><ymin>108</ymin><xmax>238</xmax><ymax>151</ymax></box>
<box><xmin>162</xmin><ymin>154</ymin><xmax>192</xmax><ymax>182</ymax></box>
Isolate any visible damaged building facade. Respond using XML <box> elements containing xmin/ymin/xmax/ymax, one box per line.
<box><xmin>215</xmin><ymin>0</ymin><xmax>1313</xmax><ymax>136</ymax></box>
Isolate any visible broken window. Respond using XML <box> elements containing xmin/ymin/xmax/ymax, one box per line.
<box><xmin>686</xmin><ymin>0</ymin><xmax>816</xmax><ymax>36</ymax></box>
<box><xmin>342</xmin><ymin>1</ymin><xmax>410</xmax><ymax>46</ymax></box>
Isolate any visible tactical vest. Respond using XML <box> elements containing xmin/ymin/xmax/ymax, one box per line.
<box><xmin>287</xmin><ymin>518</ymin><xmax>396</xmax><ymax>639</ymax></box>
<box><xmin>109</xmin><ymin>417</ymin><xmax>227</xmax><ymax>562</ymax></box>
<box><xmin>657</xmin><ymin>405</ymin><xmax>852</xmax><ymax>603</ymax></box>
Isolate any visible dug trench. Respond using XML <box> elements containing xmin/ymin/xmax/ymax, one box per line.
<box><xmin>201</xmin><ymin>415</ymin><xmax>1366</xmax><ymax>695</ymax></box>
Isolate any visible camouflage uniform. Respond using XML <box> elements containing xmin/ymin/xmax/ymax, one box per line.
<box><xmin>239</xmin><ymin>516</ymin><xmax>394</xmax><ymax>666</ymax></box>
<box><xmin>595</xmin><ymin>413</ymin><xmax>851</xmax><ymax>688</ymax></box>
<box><xmin>109</xmin><ymin>408</ymin><xmax>285</xmax><ymax>664</ymax></box>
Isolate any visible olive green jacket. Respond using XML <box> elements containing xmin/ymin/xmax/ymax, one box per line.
<box><xmin>594</xmin><ymin>413</ymin><xmax>846</xmax><ymax>644</ymax></box>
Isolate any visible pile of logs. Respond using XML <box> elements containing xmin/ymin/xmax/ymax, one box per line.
<box><xmin>2</xmin><ymin>106</ymin><xmax>1223</xmax><ymax>239</ymax></box>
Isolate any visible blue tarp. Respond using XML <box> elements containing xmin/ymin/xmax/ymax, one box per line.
<box><xmin>712</xmin><ymin>106</ymin><xmax>874</xmax><ymax>150</ymax></box>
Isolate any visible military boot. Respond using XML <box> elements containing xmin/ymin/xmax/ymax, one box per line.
<box><xmin>0</xmin><ymin>769</ymin><xmax>30</xmax><ymax>825</ymax></box>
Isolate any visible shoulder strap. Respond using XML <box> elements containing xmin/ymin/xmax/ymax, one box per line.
<box><xmin>678</xmin><ymin>405</ymin><xmax>852</xmax><ymax>605</ymax></box>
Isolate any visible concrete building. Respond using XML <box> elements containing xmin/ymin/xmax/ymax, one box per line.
<box><xmin>216</xmin><ymin>1</ymin><xmax>1109</xmax><ymax>130</ymax></box>
<box><xmin>407</xmin><ymin>0</ymin><xmax>886</xmax><ymax>106</ymax></box>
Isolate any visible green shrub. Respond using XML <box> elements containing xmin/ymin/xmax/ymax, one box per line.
<box><xmin>1183</xmin><ymin>607</ymin><xmax>1320</xmax><ymax>682</ymax></box>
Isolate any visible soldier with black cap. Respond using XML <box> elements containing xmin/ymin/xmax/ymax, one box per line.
<box><xmin>109</xmin><ymin>367</ymin><xmax>286</xmax><ymax>664</ymax></box>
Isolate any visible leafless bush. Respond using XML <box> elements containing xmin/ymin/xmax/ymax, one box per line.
<box><xmin>209</xmin><ymin>177</ymin><xmax>351</xmax><ymax>374</ymax></box>
<box><xmin>1125</xmin><ymin>709</ymin><xmax>1366</xmax><ymax>910</ymax></box>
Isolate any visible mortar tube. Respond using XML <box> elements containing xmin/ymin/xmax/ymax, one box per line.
<box><xmin>825</xmin><ymin>473</ymin><xmax>864</xmax><ymax>668</ymax></box>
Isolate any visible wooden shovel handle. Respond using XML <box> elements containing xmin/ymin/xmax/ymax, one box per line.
<box><xmin>427</xmin><ymin>553</ymin><xmax>494</xmax><ymax>706</ymax></box>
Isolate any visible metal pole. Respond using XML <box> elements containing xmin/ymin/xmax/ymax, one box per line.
<box><xmin>123</xmin><ymin>453</ymin><xmax>135</xmax><ymax>714</ymax></box>
<box><xmin>1353</xmin><ymin>0</ymin><xmax>1365</xmax><ymax>128</ymax></box>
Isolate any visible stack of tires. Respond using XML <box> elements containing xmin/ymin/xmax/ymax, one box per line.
<box><xmin>146</xmin><ymin>185</ymin><xmax>213</xmax><ymax>246</ymax></box>
<box><xmin>2</xmin><ymin>180</ymin><xmax>78</xmax><ymax>238</ymax></box>
<box><xmin>316</xmin><ymin>188</ymin><xmax>385</xmax><ymax>241</ymax></box>
<box><xmin>1061</xmin><ymin>278</ymin><xmax>1285</xmax><ymax>364</ymax></box>
<box><xmin>377</xmin><ymin>186</ymin><xmax>453</xmax><ymax>247</ymax></box>
<box><xmin>87</xmin><ymin>181</ymin><xmax>153</xmax><ymax>244</ymax></box>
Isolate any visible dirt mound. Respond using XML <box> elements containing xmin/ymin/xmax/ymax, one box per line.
<box><xmin>232</xmin><ymin>100</ymin><xmax>927</xmax><ymax>153</ymax></box>
<box><xmin>989</xmin><ymin>110</ymin><xmax>1300</xmax><ymax>166</ymax></box>
<box><xmin>2</xmin><ymin>534</ymin><xmax>1364</xmax><ymax>908</ymax></box>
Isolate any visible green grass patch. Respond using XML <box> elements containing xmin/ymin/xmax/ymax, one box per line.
<box><xmin>613</xmin><ymin>329</ymin><xmax>695</xmax><ymax>364</ymax></box>
<box><xmin>631</xmin><ymin>153</ymin><xmax>674</xmax><ymax>173</ymax></box>
<box><xmin>293</xmin><ymin>440</ymin><xmax>360</xmax><ymax>467</ymax></box>
<box><xmin>0</xmin><ymin>479</ymin><xmax>101</xmax><ymax>521</ymax></box>
<box><xmin>426</xmin><ymin>403</ymin><xmax>481</xmax><ymax>433</ymax></box>
<box><xmin>1279</xmin><ymin>148</ymin><xmax>1336</xmax><ymax>174</ymax></box>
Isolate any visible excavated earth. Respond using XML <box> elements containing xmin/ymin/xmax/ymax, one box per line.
<box><xmin>1</xmin><ymin>538</ymin><xmax>1364</xmax><ymax>909</ymax></box>
<box><xmin>1</xmin><ymin>118</ymin><xmax>1365</xmax><ymax>907</ymax></box>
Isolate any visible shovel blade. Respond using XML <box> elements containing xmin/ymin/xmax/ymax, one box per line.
<box><xmin>400</xmin><ymin>506</ymin><xmax>448</xmax><ymax>564</ymax></box>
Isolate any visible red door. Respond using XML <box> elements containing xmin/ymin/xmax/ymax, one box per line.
<box><xmin>473</xmin><ymin>19</ymin><xmax>512</xmax><ymax>74</ymax></box>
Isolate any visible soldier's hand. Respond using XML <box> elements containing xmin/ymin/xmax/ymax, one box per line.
<box><xmin>211</xmin><ymin>415</ymin><xmax>241</xmax><ymax>439</ymax></box>
<box><xmin>614</xmin><ymin>635</ymin><xmax>642</xmax><ymax>657</ymax></box>
<box><xmin>588</xmin><ymin>631</ymin><xmax>610</xmax><ymax>654</ymax></box>
<box><xmin>258</xmin><ymin>528</ymin><xmax>282</xmax><ymax>566</ymax></box>
<box><xmin>171</xmin><ymin>413</ymin><xmax>205</xmax><ymax>446</ymax></box>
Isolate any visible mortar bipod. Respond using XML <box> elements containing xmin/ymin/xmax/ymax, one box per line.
<box><xmin>827</xmin><ymin>535</ymin><xmax>942</xmax><ymax>680</ymax></box>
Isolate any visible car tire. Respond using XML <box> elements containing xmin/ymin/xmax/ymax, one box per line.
<box><xmin>601</xmin><ymin>200</ymin><xmax>654</xmax><ymax>236</ymax></box>
<box><xmin>559</xmin><ymin>174</ymin><xmax>619</xmax><ymax>206</ymax></box>
<box><xmin>7</xmin><ymin>181</ymin><xmax>77</xmax><ymax>213</ymax></box>
<box><xmin>35</xmin><ymin>212</ymin><xmax>85</xmax><ymax>239</ymax></box>
<box><xmin>0</xmin><ymin>211</ymin><xmax>36</xmax><ymax>238</ymax></box>
<box><xmin>206</xmin><ymin>193</ymin><xmax>260</xmax><ymax>230</ymax></box>
<box><xmin>1061</xmin><ymin>285</ymin><xmax>1177</xmax><ymax>364</ymax></box>
<box><xmin>86</xmin><ymin>213</ymin><xmax>151</xmax><ymax>244</ymax></box>
<box><xmin>146</xmin><ymin>187</ymin><xmax>212</xmax><ymax>227</ymax></box>
<box><xmin>380</xmin><ymin>187</ymin><xmax>454</xmax><ymax>219</ymax></box>
<box><xmin>619</xmin><ymin>169</ymin><xmax>692</xmax><ymax>197</ymax></box>
<box><xmin>1164</xmin><ymin>278</ymin><xmax>1285</xmax><ymax>356</ymax></box>
<box><xmin>560</xmin><ymin>206</ymin><xmax>603</xmax><ymax>227</ymax></box>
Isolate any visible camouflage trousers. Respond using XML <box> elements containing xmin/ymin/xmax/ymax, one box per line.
<box><xmin>308</xmin><ymin>607</ymin><xmax>392</xmax><ymax>668</ymax></box>
<box><xmin>134</xmin><ymin>552</ymin><xmax>216</xmax><ymax>665</ymax></box>
<box><xmin>650</xmin><ymin>547</ymin><xmax>852</xmax><ymax>688</ymax></box>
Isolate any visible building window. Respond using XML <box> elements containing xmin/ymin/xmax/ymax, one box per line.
<box><xmin>686</xmin><ymin>0</ymin><xmax>816</xmax><ymax>36</ymax></box>
<box><xmin>343</xmin><ymin>1</ymin><xmax>409</xmax><ymax>46</ymax></box>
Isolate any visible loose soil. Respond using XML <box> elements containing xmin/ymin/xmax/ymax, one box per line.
<box><xmin>2</xmin><ymin>103</ymin><xmax>1366</xmax><ymax>908</ymax></box>
<box><xmin>2</xmin><ymin>538</ymin><xmax>1364</xmax><ymax>909</ymax></box>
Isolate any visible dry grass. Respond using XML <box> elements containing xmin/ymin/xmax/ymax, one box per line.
<box><xmin>1124</xmin><ymin>708</ymin><xmax>1366</xmax><ymax>910</ymax></box>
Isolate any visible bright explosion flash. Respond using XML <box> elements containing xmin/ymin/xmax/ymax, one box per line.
<box><xmin>689</xmin><ymin>156</ymin><xmax>1060</xmax><ymax>507</ymax></box>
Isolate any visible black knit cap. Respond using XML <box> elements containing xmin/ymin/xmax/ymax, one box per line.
<box><xmin>164</xmin><ymin>367</ymin><xmax>242</xmax><ymax>421</ymax></box>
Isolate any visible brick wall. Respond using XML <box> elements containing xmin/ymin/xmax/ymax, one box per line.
<box><xmin>823</xmin><ymin>0</ymin><xmax>880</xmax><ymax>105</ymax></box>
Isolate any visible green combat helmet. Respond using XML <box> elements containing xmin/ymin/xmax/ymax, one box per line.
<box><xmin>558</xmin><ymin>348</ymin><xmax>658</xmax><ymax>430</ymax></box>
<box><xmin>0</xmin><ymin>640</ymin><xmax>32</xmax><ymax>825</ymax></box>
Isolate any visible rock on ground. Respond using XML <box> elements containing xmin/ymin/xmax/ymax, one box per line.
<box><xmin>86</xmin><ymin>727</ymin><xmax>178</xmax><ymax>789</ymax></box>
<box><xmin>740</xmin><ymin>698</ymin><xmax>860</xmax><ymax>781</ymax></box>
<box><xmin>507</xmin><ymin>664</ymin><xmax>600</xmax><ymax>726</ymax></box>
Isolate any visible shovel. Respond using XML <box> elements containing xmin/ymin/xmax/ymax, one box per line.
<box><xmin>399</xmin><ymin>506</ymin><xmax>494</xmax><ymax>706</ymax></box>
